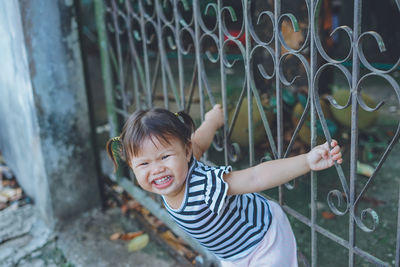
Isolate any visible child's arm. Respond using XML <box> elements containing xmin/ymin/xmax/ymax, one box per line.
<box><xmin>192</xmin><ymin>104</ymin><xmax>224</xmax><ymax>160</ymax></box>
<box><xmin>224</xmin><ymin>140</ymin><xmax>343</xmax><ymax>195</ymax></box>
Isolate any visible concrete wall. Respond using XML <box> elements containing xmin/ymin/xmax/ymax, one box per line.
<box><xmin>0</xmin><ymin>0</ymin><xmax>101</xmax><ymax>226</ymax></box>
<box><xmin>0</xmin><ymin>0</ymin><xmax>53</xmax><ymax>221</ymax></box>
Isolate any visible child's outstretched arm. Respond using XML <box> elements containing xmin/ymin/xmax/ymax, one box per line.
<box><xmin>224</xmin><ymin>140</ymin><xmax>343</xmax><ymax>195</ymax></box>
<box><xmin>192</xmin><ymin>104</ymin><xmax>224</xmax><ymax>160</ymax></box>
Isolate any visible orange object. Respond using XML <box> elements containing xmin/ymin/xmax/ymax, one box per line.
<box><xmin>120</xmin><ymin>231</ymin><xmax>145</xmax><ymax>240</ymax></box>
<box><xmin>109</xmin><ymin>233</ymin><xmax>121</xmax><ymax>240</ymax></box>
<box><xmin>322</xmin><ymin>211</ymin><xmax>336</xmax><ymax>220</ymax></box>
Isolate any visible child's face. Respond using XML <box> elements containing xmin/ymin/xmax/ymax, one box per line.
<box><xmin>130</xmin><ymin>135</ymin><xmax>192</xmax><ymax>204</ymax></box>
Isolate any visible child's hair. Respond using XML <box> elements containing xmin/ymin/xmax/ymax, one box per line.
<box><xmin>106</xmin><ymin>108</ymin><xmax>195</xmax><ymax>170</ymax></box>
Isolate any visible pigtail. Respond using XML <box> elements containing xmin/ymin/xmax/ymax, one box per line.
<box><xmin>106</xmin><ymin>137</ymin><xmax>124</xmax><ymax>173</ymax></box>
<box><xmin>175</xmin><ymin>110</ymin><xmax>195</xmax><ymax>135</ymax></box>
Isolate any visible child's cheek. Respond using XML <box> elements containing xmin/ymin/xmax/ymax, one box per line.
<box><xmin>132</xmin><ymin>169</ymin><xmax>142</xmax><ymax>182</ymax></box>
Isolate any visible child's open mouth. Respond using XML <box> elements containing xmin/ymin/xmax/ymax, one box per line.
<box><xmin>153</xmin><ymin>175</ymin><xmax>173</xmax><ymax>188</ymax></box>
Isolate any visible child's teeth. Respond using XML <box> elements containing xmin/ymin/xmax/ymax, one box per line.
<box><xmin>154</xmin><ymin>176</ymin><xmax>170</xmax><ymax>184</ymax></box>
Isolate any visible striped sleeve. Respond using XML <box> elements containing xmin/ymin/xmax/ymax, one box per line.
<box><xmin>204</xmin><ymin>165</ymin><xmax>232</xmax><ymax>215</ymax></box>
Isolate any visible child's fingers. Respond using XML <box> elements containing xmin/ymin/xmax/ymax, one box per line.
<box><xmin>330</xmin><ymin>145</ymin><xmax>343</xmax><ymax>164</ymax></box>
<box><xmin>331</xmin><ymin>152</ymin><xmax>342</xmax><ymax>160</ymax></box>
<box><xmin>330</xmin><ymin>145</ymin><xmax>340</xmax><ymax>155</ymax></box>
<box><xmin>331</xmin><ymin>139</ymin><xmax>338</xmax><ymax>147</ymax></box>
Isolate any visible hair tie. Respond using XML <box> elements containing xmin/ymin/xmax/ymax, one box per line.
<box><xmin>174</xmin><ymin>112</ymin><xmax>185</xmax><ymax>124</ymax></box>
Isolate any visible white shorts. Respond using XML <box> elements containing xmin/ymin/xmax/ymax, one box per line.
<box><xmin>220</xmin><ymin>200</ymin><xmax>298</xmax><ymax>267</ymax></box>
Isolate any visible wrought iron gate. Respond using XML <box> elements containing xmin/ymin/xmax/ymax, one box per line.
<box><xmin>93</xmin><ymin>0</ymin><xmax>400</xmax><ymax>266</ymax></box>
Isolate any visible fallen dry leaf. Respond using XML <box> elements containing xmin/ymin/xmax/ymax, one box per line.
<box><xmin>160</xmin><ymin>231</ymin><xmax>196</xmax><ymax>259</ymax></box>
<box><xmin>140</xmin><ymin>207</ymin><xmax>150</xmax><ymax>216</ymax></box>
<box><xmin>143</xmin><ymin>214</ymin><xmax>164</xmax><ymax>229</ymax></box>
<box><xmin>322</xmin><ymin>211</ymin><xmax>335</xmax><ymax>220</ymax></box>
<box><xmin>160</xmin><ymin>230</ymin><xmax>177</xmax><ymax>242</ymax></box>
<box><xmin>9</xmin><ymin>188</ymin><xmax>22</xmax><ymax>201</ymax></box>
<box><xmin>2</xmin><ymin>180</ymin><xmax>16</xmax><ymax>187</ymax></box>
<box><xmin>357</xmin><ymin>161</ymin><xmax>375</xmax><ymax>177</ymax></box>
<box><xmin>0</xmin><ymin>195</ymin><xmax>7</xmax><ymax>203</ymax></box>
<box><xmin>121</xmin><ymin>204</ymin><xmax>128</xmax><ymax>215</ymax></box>
<box><xmin>120</xmin><ymin>231</ymin><xmax>144</xmax><ymax>241</ymax></box>
<box><xmin>0</xmin><ymin>188</ymin><xmax>22</xmax><ymax>203</ymax></box>
<box><xmin>112</xmin><ymin>185</ymin><xmax>124</xmax><ymax>194</ymax></box>
<box><xmin>127</xmin><ymin>233</ymin><xmax>149</xmax><ymax>252</ymax></box>
<box><xmin>126</xmin><ymin>200</ymin><xmax>141</xmax><ymax>211</ymax></box>
<box><xmin>109</xmin><ymin>233</ymin><xmax>121</xmax><ymax>240</ymax></box>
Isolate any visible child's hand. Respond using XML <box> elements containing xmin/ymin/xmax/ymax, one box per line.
<box><xmin>306</xmin><ymin>140</ymin><xmax>343</xmax><ymax>171</ymax></box>
<box><xmin>204</xmin><ymin>104</ymin><xmax>224</xmax><ymax>130</ymax></box>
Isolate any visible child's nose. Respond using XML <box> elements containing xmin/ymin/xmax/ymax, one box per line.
<box><xmin>151</xmin><ymin>164</ymin><xmax>165</xmax><ymax>175</ymax></box>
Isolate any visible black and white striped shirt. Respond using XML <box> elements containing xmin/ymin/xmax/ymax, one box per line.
<box><xmin>163</xmin><ymin>159</ymin><xmax>272</xmax><ymax>261</ymax></box>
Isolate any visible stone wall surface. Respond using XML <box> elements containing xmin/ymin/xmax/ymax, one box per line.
<box><xmin>0</xmin><ymin>0</ymin><xmax>101</xmax><ymax>226</ymax></box>
<box><xmin>0</xmin><ymin>0</ymin><xmax>53</xmax><ymax>221</ymax></box>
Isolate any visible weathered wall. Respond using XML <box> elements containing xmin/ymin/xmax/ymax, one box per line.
<box><xmin>0</xmin><ymin>0</ymin><xmax>53</xmax><ymax>221</ymax></box>
<box><xmin>0</xmin><ymin>0</ymin><xmax>101</xmax><ymax>226</ymax></box>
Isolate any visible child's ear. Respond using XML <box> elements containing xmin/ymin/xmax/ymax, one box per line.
<box><xmin>185</xmin><ymin>141</ymin><xmax>193</xmax><ymax>162</ymax></box>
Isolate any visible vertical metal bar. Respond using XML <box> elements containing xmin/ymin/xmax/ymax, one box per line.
<box><xmin>151</xmin><ymin>53</ymin><xmax>161</xmax><ymax>97</ymax></box>
<box><xmin>173</xmin><ymin>0</ymin><xmax>185</xmax><ymax>110</ymax></box>
<box><xmin>244</xmin><ymin>0</ymin><xmax>254</xmax><ymax>166</ymax></box>
<box><xmin>349</xmin><ymin>0</ymin><xmax>362</xmax><ymax>266</ymax></box>
<box><xmin>120</xmin><ymin>3</ymin><xmax>130</xmax><ymax>111</ymax></box>
<box><xmin>139</xmin><ymin>1</ymin><xmax>152</xmax><ymax>107</ymax></box>
<box><xmin>310</xmin><ymin>0</ymin><xmax>318</xmax><ymax>266</ymax></box>
<box><xmin>124</xmin><ymin>2</ymin><xmax>141</xmax><ymax>109</ymax></box>
<box><xmin>155</xmin><ymin>0</ymin><xmax>169</xmax><ymax>109</ymax></box>
<box><xmin>111</xmin><ymin>0</ymin><xmax>125</xmax><ymax>110</ymax></box>
<box><xmin>193</xmin><ymin>0</ymin><xmax>208</xmax><ymax>160</ymax></box>
<box><xmin>124</xmin><ymin>1</ymin><xmax>147</xmax><ymax>109</ymax></box>
<box><xmin>274</xmin><ymin>0</ymin><xmax>283</xmax><ymax>204</ymax></box>
<box><xmin>94</xmin><ymin>0</ymin><xmax>118</xmax><ymax>137</ymax></box>
<box><xmin>133</xmin><ymin>64</ymin><xmax>140</xmax><ymax>109</ymax></box>
<box><xmin>193</xmin><ymin>1</ymin><xmax>205</xmax><ymax>121</ymax></box>
<box><xmin>218</xmin><ymin>0</ymin><xmax>228</xmax><ymax>164</ymax></box>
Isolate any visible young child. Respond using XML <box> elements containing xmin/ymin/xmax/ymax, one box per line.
<box><xmin>107</xmin><ymin>104</ymin><xmax>342</xmax><ymax>266</ymax></box>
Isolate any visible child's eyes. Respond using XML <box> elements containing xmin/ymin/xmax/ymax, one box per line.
<box><xmin>135</xmin><ymin>155</ymin><xmax>170</xmax><ymax>167</ymax></box>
